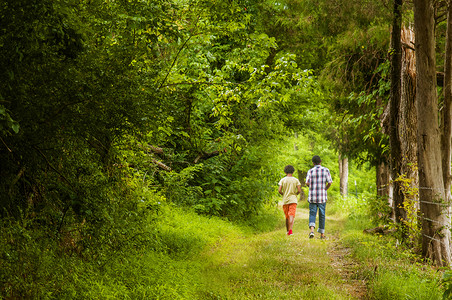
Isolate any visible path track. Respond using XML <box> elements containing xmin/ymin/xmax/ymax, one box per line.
<box><xmin>200</xmin><ymin>207</ymin><xmax>368</xmax><ymax>299</ymax></box>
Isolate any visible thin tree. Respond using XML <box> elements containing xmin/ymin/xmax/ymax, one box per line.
<box><xmin>338</xmin><ymin>154</ymin><xmax>349</xmax><ymax>197</ymax></box>
<box><xmin>399</xmin><ymin>26</ymin><xmax>419</xmax><ymax>243</ymax></box>
<box><xmin>389</xmin><ymin>0</ymin><xmax>406</xmax><ymax>230</ymax></box>
<box><xmin>414</xmin><ymin>0</ymin><xmax>452</xmax><ymax>266</ymax></box>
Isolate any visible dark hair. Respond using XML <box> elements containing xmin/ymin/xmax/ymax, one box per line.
<box><xmin>284</xmin><ymin>165</ymin><xmax>295</xmax><ymax>174</ymax></box>
<box><xmin>312</xmin><ymin>155</ymin><xmax>321</xmax><ymax>165</ymax></box>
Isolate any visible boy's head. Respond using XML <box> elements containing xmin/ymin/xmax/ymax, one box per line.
<box><xmin>284</xmin><ymin>165</ymin><xmax>295</xmax><ymax>174</ymax></box>
<box><xmin>312</xmin><ymin>155</ymin><xmax>321</xmax><ymax>165</ymax></box>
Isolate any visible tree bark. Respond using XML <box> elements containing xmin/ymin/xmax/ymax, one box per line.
<box><xmin>400</xmin><ymin>27</ymin><xmax>417</xmax><ymax>182</ymax></box>
<box><xmin>338</xmin><ymin>154</ymin><xmax>349</xmax><ymax>197</ymax></box>
<box><xmin>441</xmin><ymin>1</ymin><xmax>452</xmax><ymax>207</ymax></box>
<box><xmin>389</xmin><ymin>0</ymin><xmax>406</xmax><ymax>227</ymax></box>
<box><xmin>377</xmin><ymin>160</ymin><xmax>394</xmax><ymax>220</ymax></box>
<box><xmin>297</xmin><ymin>169</ymin><xmax>307</xmax><ymax>201</ymax></box>
<box><xmin>414</xmin><ymin>0</ymin><xmax>452</xmax><ymax>266</ymax></box>
<box><xmin>152</xmin><ymin>159</ymin><xmax>172</xmax><ymax>172</ymax></box>
<box><xmin>399</xmin><ymin>26</ymin><xmax>419</xmax><ymax>240</ymax></box>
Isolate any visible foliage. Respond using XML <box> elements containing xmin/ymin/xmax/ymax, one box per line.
<box><xmin>441</xmin><ymin>270</ymin><xmax>452</xmax><ymax>300</ymax></box>
<box><xmin>2</xmin><ymin>0</ymin><xmax>439</xmax><ymax>297</ymax></box>
<box><xmin>342</xmin><ymin>221</ymin><xmax>443</xmax><ymax>300</ymax></box>
<box><xmin>393</xmin><ymin>171</ymin><xmax>421</xmax><ymax>245</ymax></box>
<box><xmin>323</xmin><ymin>29</ymin><xmax>391</xmax><ymax>165</ymax></box>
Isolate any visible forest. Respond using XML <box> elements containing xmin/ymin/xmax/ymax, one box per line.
<box><xmin>2</xmin><ymin>0</ymin><xmax>452</xmax><ymax>298</ymax></box>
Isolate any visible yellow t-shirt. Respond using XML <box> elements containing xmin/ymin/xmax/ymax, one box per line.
<box><xmin>278</xmin><ymin>176</ymin><xmax>301</xmax><ymax>205</ymax></box>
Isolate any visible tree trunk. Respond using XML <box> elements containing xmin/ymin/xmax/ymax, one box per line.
<box><xmin>297</xmin><ymin>169</ymin><xmax>307</xmax><ymax>201</ymax></box>
<box><xmin>414</xmin><ymin>0</ymin><xmax>452</xmax><ymax>266</ymax></box>
<box><xmin>399</xmin><ymin>26</ymin><xmax>419</xmax><ymax>241</ymax></box>
<box><xmin>377</xmin><ymin>160</ymin><xmax>394</xmax><ymax>221</ymax></box>
<box><xmin>400</xmin><ymin>27</ymin><xmax>417</xmax><ymax>182</ymax></box>
<box><xmin>441</xmin><ymin>2</ymin><xmax>452</xmax><ymax>207</ymax></box>
<box><xmin>338</xmin><ymin>154</ymin><xmax>348</xmax><ymax>196</ymax></box>
<box><xmin>389</xmin><ymin>0</ymin><xmax>406</xmax><ymax>228</ymax></box>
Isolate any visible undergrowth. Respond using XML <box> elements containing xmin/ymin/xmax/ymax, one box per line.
<box><xmin>0</xmin><ymin>201</ymin><xmax>280</xmax><ymax>299</ymax></box>
<box><xmin>335</xmin><ymin>196</ymin><xmax>445</xmax><ymax>300</ymax></box>
<box><xmin>2</xmin><ymin>187</ymin><xmax>448</xmax><ymax>299</ymax></box>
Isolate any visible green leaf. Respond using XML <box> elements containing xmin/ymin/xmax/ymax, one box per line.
<box><xmin>11</xmin><ymin>122</ymin><xmax>20</xmax><ymax>133</ymax></box>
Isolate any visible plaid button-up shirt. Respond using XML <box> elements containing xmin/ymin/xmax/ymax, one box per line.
<box><xmin>306</xmin><ymin>165</ymin><xmax>333</xmax><ymax>203</ymax></box>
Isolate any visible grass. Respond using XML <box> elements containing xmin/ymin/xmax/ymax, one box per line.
<box><xmin>194</xmin><ymin>199</ymin><xmax>446</xmax><ymax>299</ymax></box>
<box><xmin>197</xmin><ymin>208</ymin><xmax>356</xmax><ymax>299</ymax></box>
<box><xmin>1</xmin><ymin>198</ymin><xmax>447</xmax><ymax>299</ymax></box>
<box><xmin>340</xmin><ymin>218</ymin><xmax>443</xmax><ymax>300</ymax></box>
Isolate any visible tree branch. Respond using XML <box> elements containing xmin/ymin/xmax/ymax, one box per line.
<box><xmin>33</xmin><ymin>146</ymin><xmax>74</xmax><ymax>189</ymax></box>
<box><xmin>158</xmin><ymin>35</ymin><xmax>194</xmax><ymax>89</ymax></box>
<box><xmin>163</xmin><ymin>81</ymin><xmax>245</xmax><ymax>87</ymax></box>
<box><xmin>0</xmin><ymin>136</ymin><xmax>12</xmax><ymax>152</ymax></box>
<box><xmin>152</xmin><ymin>159</ymin><xmax>172</xmax><ymax>171</ymax></box>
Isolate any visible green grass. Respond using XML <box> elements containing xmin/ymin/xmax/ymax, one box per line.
<box><xmin>196</xmin><ymin>208</ymin><xmax>356</xmax><ymax>299</ymax></box>
<box><xmin>193</xmin><ymin>198</ymin><xmax>446</xmax><ymax>299</ymax></box>
<box><xmin>1</xmin><ymin>198</ymin><xmax>447</xmax><ymax>299</ymax></box>
<box><xmin>338</xmin><ymin>199</ymin><xmax>444</xmax><ymax>300</ymax></box>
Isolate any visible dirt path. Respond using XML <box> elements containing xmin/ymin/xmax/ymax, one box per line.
<box><xmin>328</xmin><ymin>240</ymin><xmax>368</xmax><ymax>299</ymax></box>
<box><xmin>200</xmin><ymin>207</ymin><xmax>368</xmax><ymax>299</ymax></box>
<box><xmin>297</xmin><ymin>208</ymin><xmax>369</xmax><ymax>299</ymax></box>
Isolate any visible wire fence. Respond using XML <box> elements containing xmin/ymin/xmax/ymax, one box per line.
<box><xmin>377</xmin><ymin>184</ymin><xmax>452</xmax><ymax>247</ymax></box>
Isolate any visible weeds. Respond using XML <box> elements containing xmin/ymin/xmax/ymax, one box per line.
<box><xmin>339</xmin><ymin>206</ymin><xmax>443</xmax><ymax>300</ymax></box>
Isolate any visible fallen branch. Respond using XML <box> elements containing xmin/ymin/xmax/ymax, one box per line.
<box><xmin>152</xmin><ymin>159</ymin><xmax>172</xmax><ymax>172</ymax></box>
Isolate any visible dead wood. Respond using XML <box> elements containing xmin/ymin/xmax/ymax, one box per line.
<box><xmin>152</xmin><ymin>159</ymin><xmax>172</xmax><ymax>171</ymax></box>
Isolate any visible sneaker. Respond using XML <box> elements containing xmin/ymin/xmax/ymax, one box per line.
<box><xmin>320</xmin><ymin>235</ymin><xmax>327</xmax><ymax>240</ymax></box>
<box><xmin>309</xmin><ymin>232</ymin><xmax>314</xmax><ymax>239</ymax></box>
<box><xmin>287</xmin><ymin>229</ymin><xmax>293</xmax><ymax>236</ymax></box>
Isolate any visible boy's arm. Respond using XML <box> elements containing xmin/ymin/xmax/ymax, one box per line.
<box><xmin>297</xmin><ymin>185</ymin><xmax>302</xmax><ymax>195</ymax></box>
<box><xmin>278</xmin><ymin>185</ymin><xmax>284</xmax><ymax>195</ymax></box>
<box><xmin>325</xmin><ymin>182</ymin><xmax>331</xmax><ymax>190</ymax></box>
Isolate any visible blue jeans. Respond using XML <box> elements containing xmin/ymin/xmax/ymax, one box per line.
<box><xmin>309</xmin><ymin>203</ymin><xmax>326</xmax><ymax>234</ymax></box>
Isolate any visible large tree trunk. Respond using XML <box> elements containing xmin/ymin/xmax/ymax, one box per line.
<box><xmin>414</xmin><ymin>0</ymin><xmax>452</xmax><ymax>266</ymax></box>
<box><xmin>441</xmin><ymin>2</ymin><xmax>452</xmax><ymax>207</ymax></box>
<box><xmin>389</xmin><ymin>0</ymin><xmax>406</xmax><ymax>228</ymax></box>
<box><xmin>338</xmin><ymin>154</ymin><xmax>348</xmax><ymax>197</ymax></box>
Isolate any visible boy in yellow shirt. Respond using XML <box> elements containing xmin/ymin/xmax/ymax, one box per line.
<box><xmin>278</xmin><ymin>165</ymin><xmax>302</xmax><ymax>235</ymax></box>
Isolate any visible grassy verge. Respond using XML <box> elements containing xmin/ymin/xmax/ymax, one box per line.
<box><xmin>340</xmin><ymin>216</ymin><xmax>443</xmax><ymax>300</ymax></box>
<box><xmin>330</xmin><ymin>195</ymin><xmax>444</xmax><ymax>300</ymax></box>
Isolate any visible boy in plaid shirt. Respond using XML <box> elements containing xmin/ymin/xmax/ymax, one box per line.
<box><xmin>305</xmin><ymin>155</ymin><xmax>332</xmax><ymax>239</ymax></box>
